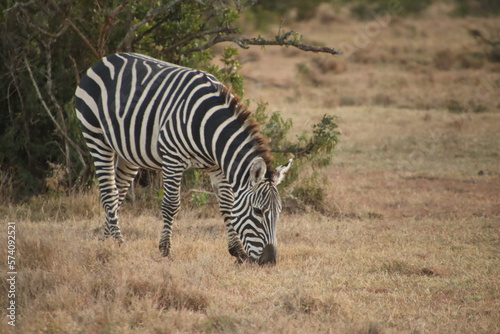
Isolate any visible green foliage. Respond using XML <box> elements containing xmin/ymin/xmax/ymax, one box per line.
<box><xmin>190</xmin><ymin>191</ymin><xmax>209</xmax><ymax>207</ymax></box>
<box><xmin>253</xmin><ymin>101</ymin><xmax>293</xmax><ymax>149</ymax></box>
<box><xmin>0</xmin><ymin>0</ymin><xmax>340</xmax><ymax>200</ymax></box>
<box><xmin>252</xmin><ymin>101</ymin><xmax>270</xmax><ymax>124</ymax></box>
<box><xmin>182</xmin><ymin>169</ymin><xmax>208</xmax><ymax>190</ymax></box>
<box><xmin>253</xmin><ymin>102</ymin><xmax>340</xmax><ymax>192</ymax></box>
<box><xmin>312</xmin><ymin>115</ymin><xmax>341</xmax><ymax>156</ymax></box>
<box><xmin>0</xmin><ymin>1</ymin><xmax>245</xmax><ymax>197</ymax></box>
<box><xmin>293</xmin><ymin>115</ymin><xmax>341</xmax><ymax>168</ymax></box>
<box><xmin>264</xmin><ymin>114</ymin><xmax>341</xmax><ymax>213</ymax></box>
<box><xmin>291</xmin><ymin>174</ymin><xmax>326</xmax><ymax>211</ymax></box>
<box><xmin>207</xmin><ymin>46</ymin><xmax>244</xmax><ymax>97</ymax></box>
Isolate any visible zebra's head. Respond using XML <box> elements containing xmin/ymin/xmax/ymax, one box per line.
<box><xmin>234</xmin><ymin>158</ymin><xmax>292</xmax><ymax>265</ymax></box>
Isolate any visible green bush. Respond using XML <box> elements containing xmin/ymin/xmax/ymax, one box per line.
<box><xmin>1</xmin><ymin>0</ymin><xmax>340</xmax><ymax>200</ymax></box>
<box><xmin>253</xmin><ymin>100</ymin><xmax>340</xmax><ymax>194</ymax></box>
<box><xmin>291</xmin><ymin>174</ymin><xmax>327</xmax><ymax>212</ymax></box>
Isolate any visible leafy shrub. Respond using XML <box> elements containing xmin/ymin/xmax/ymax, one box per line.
<box><xmin>253</xmin><ymin>101</ymin><xmax>293</xmax><ymax>149</ymax></box>
<box><xmin>291</xmin><ymin>174</ymin><xmax>327</xmax><ymax>212</ymax></box>
<box><xmin>207</xmin><ymin>46</ymin><xmax>244</xmax><ymax>97</ymax></box>
<box><xmin>1</xmin><ymin>0</ymin><xmax>340</xmax><ymax>199</ymax></box>
<box><xmin>251</xmin><ymin>99</ymin><xmax>341</xmax><ymax>205</ymax></box>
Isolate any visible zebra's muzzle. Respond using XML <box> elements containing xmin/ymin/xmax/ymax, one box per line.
<box><xmin>258</xmin><ymin>244</ymin><xmax>277</xmax><ymax>266</ymax></box>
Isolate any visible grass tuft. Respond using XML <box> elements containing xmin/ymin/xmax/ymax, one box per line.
<box><xmin>154</xmin><ymin>274</ymin><xmax>209</xmax><ymax>312</ymax></box>
<box><xmin>377</xmin><ymin>260</ymin><xmax>441</xmax><ymax>277</ymax></box>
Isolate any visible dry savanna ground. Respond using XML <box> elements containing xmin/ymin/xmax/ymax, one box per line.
<box><xmin>1</xmin><ymin>3</ymin><xmax>499</xmax><ymax>334</ymax></box>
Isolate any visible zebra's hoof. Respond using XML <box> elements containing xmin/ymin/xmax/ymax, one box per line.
<box><xmin>159</xmin><ymin>243</ymin><xmax>171</xmax><ymax>257</ymax></box>
<box><xmin>99</xmin><ymin>234</ymin><xmax>124</xmax><ymax>244</ymax></box>
<box><xmin>229</xmin><ymin>248</ymin><xmax>248</xmax><ymax>264</ymax></box>
<box><xmin>234</xmin><ymin>255</ymin><xmax>249</xmax><ymax>264</ymax></box>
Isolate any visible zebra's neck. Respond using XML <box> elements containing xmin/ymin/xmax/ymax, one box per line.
<box><xmin>197</xmin><ymin>88</ymin><xmax>271</xmax><ymax>191</ymax></box>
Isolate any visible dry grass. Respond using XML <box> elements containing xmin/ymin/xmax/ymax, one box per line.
<box><xmin>2</xmin><ymin>4</ymin><xmax>500</xmax><ymax>333</ymax></box>
<box><xmin>1</xmin><ymin>195</ymin><xmax>498</xmax><ymax>333</ymax></box>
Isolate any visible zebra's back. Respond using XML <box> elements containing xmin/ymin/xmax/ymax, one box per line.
<box><xmin>75</xmin><ymin>53</ymin><xmax>220</xmax><ymax>170</ymax></box>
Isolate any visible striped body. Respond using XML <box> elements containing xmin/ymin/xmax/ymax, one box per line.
<box><xmin>75</xmin><ymin>53</ymin><xmax>291</xmax><ymax>263</ymax></box>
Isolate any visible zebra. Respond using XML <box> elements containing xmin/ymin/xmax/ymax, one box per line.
<box><xmin>75</xmin><ymin>53</ymin><xmax>292</xmax><ymax>265</ymax></box>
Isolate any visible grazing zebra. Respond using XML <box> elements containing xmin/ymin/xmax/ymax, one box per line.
<box><xmin>75</xmin><ymin>53</ymin><xmax>291</xmax><ymax>265</ymax></box>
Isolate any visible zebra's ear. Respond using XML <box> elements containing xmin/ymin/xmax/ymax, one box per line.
<box><xmin>271</xmin><ymin>159</ymin><xmax>292</xmax><ymax>185</ymax></box>
<box><xmin>250</xmin><ymin>158</ymin><xmax>267</xmax><ymax>186</ymax></box>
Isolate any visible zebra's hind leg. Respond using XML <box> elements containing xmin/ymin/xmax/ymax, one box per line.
<box><xmin>93</xmin><ymin>151</ymin><xmax>124</xmax><ymax>243</ymax></box>
<box><xmin>115</xmin><ymin>157</ymin><xmax>140</xmax><ymax>208</ymax></box>
<box><xmin>158</xmin><ymin>161</ymin><xmax>185</xmax><ymax>257</ymax></box>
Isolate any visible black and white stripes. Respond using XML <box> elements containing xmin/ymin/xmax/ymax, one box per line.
<box><xmin>75</xmin><ymin>53</ymin><xmax>291</xmax><ymax>264</ymax></box>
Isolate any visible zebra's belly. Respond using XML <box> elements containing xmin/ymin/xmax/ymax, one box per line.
<box><xmin>113</xmin><ymin>144</ymin><xmax>163</xmax><ymax>170</ymax></box>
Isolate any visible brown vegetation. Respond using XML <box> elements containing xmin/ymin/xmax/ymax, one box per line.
<box><xmin>1</xmin><ymin>3</ymin><xmax>499</xmax><ymax>333</ymax></box>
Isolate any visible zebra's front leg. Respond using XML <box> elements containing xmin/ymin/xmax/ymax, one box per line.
<box><xmin>103</xmin><ymin>209</ymin><xmax>123</xmax><ymax>242</ymax></box>
<box><xmin>115</xmin><ymin>157</ymin><xmax>140</xmax><ymax>208</ymax></box>
<box><xmin>158</xmin><ymin>164</ymin><xmax>184</xmax><ymax>257</ymax></box>
<box><xmin>226</xmin><ymin>220</ymin><xmax>249</xmax><ymax>263</ymax></box>
<box><xmin>209</xmin><ymin>173</ymin><xmax>248</xmax><ymax>262</ymax></box>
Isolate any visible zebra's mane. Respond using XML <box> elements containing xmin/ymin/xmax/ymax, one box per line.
<box><xmin>219</xmin><ymin>85</ymin><xmax>273</xmax><ymax>174</ymax></box>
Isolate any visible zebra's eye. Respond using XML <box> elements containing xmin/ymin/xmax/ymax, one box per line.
<box><xmin>253</xmin><ymin>207</ymin><xmax>263</xmax><ymax>217</ymax></box>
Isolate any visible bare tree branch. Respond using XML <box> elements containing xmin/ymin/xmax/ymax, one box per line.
<box><xmin>97</xmin><ymin>2</ymin><xmax>129</xmax><ymax>57</ymax></box>
<box><xmin>269</xmin><ymin>143</ymin><xmax>315</xmax><ymax>158</ymax></box>
<box><xmin>162</xmin><ymin>26</ymin><xmax>239</xmax><ymax>54</ymax></box>
<box><xmin>183</xmin><ymin>34</ymin><xmax>235</xmax><ymax>53</ymax></box>
<box><xmin>184</xmin><ymin>30</ymin><xmax>343</xmax><ymax>55</ymax></box>
<box><xmin>24</xmin><ymin>55</ymin><xmax>88</xmax><ymax>185</ymax></box>
<box><xmin>68</xmin><ymin>55</ymin><xmax>80</xmax><ymax>85</ymax></box>
<box><xmin>239</xmin><ymin>32</ymin><xmax>343</xmax><ymax>55</ymax></box>
<box><xmin>44</xmin><ymin>43</ymin><xmax>72</xmax><ymax>186</ymax></box>
<box><xmin>2</xmin><ymin>1</ymin><xmax>35</xmax><ymax>13</ymax></box>
<box><xmin>24</xmin><ymin>18</ymin><xmax>69</xmax><ymax>39</ymax></box>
